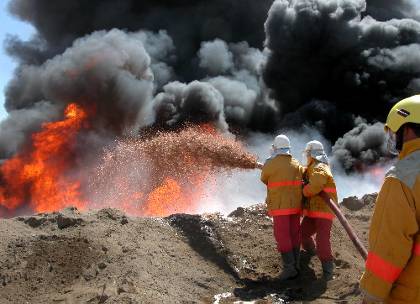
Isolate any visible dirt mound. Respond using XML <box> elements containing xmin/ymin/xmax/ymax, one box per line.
<box><xmin>341</xmin><ymin>194</ymin><xmax>377</xmax><ymax>212</ymax></box>
<box><xmin>0</xmin><ymin>195</ymin><xmax>376</xmax><ymax>303</ymax></box>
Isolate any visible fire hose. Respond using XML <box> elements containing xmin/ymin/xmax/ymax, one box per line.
<box><xmin>256</xmin><ymin>162</ymin><xmax>368</xmax><ymax>261</ymax></box>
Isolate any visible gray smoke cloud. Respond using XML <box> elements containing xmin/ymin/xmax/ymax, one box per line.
<box><xmin>331</xmin><ymin>118</ymin><xmax>388</xmax><ymax>171</ymax></box>
<box><xmin>0</xmin><ymin>102</ymin><xmax>59</xmax><ymax>158</ymax></box>
<box><xmin>4</xmin><ymin>0</ymin><xmax>278</xmax><ymax>138</ymax></box>
<box><xmin>263</xmin><ymin>0</ymin><xmax>420</xmax><ymax>139</ymax></box>
<box><xmin>207</xmin><ymin>77</ymin><xmax>257</xmax><ymax>126</ymax></box>
<box><xmin>365</xmin><ymin>0</ymin><xmax>420</xmax><ymax>21</ymax></box>
<box><xmin>198</xmin><ymin>40</ymin><xmax>234</xmax><ymax>75</ymax></box>
<box><xmin>153</xmin><ymin>81</ymin><xmax>228</xmax><ymax>131</ymax></box>
<box><xmin>153</xmin><ymin>38</ymin><xmax>278</xmax><ymax>131</ymax></box>
<box><xmin>6</xmin><ymin>0</ymin><xmax>273</xmax><ymax>68</ymax></box>
<box><xmin>2</xmin><ymin>29</ymin><xmax>156</xmax><ymax>158</ymax></box>
<box><xmin>199</xmin><ymin>40</ymin><xmax>279</xmax><ymax>130</ymax></box>
<box><xmin>135</xmin><ymin>30</ymin><xmax>176</xmax><ymax>90</ymax></box>
<box><xmin>3</xmin><ymin>0</ymin><xmax>420</xmax><ymax>170</ymax></box>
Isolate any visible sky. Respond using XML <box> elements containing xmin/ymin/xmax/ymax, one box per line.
<box><xmin>1</xmin><ymin>0</ymin><xmax>420</xmax><ymax>122</ymax></box>
<box><xmin>0</xmin><ymin>0</ymin><xmax>34</xmax><ymax>121</ymax></box>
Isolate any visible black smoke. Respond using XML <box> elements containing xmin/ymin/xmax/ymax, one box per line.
<box><xmin>154</xmin><ymin>39</ymin><xmax>278</xmax><ymax>131</ymax></box>
<box><xmin>264</xmin><ymin>0</ymin><xmax>420</xmax><ymax>120</ymax></box>
<box><xmin>263</xmin><ymin>0</ymin><xmax>420</xmax><ymax>167</ymax></box>
<box><xmin>331</xmin><ymin>118</ymin><xmax>387</xmax><ymax>171</ymax></box>
<box><xmin>365</xmin><ymin>0</ymin><xmax>420</xmax><ymax>21</ymax></box>
<box><xmin>1</xmin><ymin>29</ymin><xmax>157</xmax><ymax>158</ymax></box>
<box><xmin>6</xmin><ymin>0</ymin><xmax>273</xmax><ymax>70</ymax></box>
<box><xmin>2</xmin><ymin>0</ymin><xmax>420</xmax><ymax>170</ymax></box>
<box><xmin>2</xmin><ymin>0</ymin><xmax>278</xmax><ymax>159</ymax></box>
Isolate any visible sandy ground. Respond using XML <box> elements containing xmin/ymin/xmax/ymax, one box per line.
<box><xmin>0</xmin><ymin>195</ymin><xmax>376</xmax><ymax>304</ymax></box>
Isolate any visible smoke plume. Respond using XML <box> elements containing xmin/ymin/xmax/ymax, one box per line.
<box><xmin>365</xmin><ymin>0</ymin><xmax>420</xmax><ymax>21</ymax></box>
<box><xmin>6</xmin><ymin>0</ymin><xmax>272</xmax><ymax>68</ymax></box>
<box><xmin>264</xmin><ymin>0</ymin><xmax>420</xmax><ymax>129</ymax></box>
<box><xmin>331</xmin><ymin>118</ymin><xmax>388</xmax><ymax>171</ymax></box>
<box><xmin>2</xmin><ymin>29</ymin><xmax>159</xmax><ymax>157</ymax></box>
<box><xmin>3</xmin><ymin>0</ymin><xmax>420</xmax><ymax>170</ymax></box>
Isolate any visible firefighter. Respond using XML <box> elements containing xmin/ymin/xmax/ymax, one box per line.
<box><xmin>301</xmin><ymin>140</ymin><xmax>337</xmax><ymax>280</ymax></box>
<box><xmin>360</xmin><ymin>95</ymin><xmax>420</xmax><ymax>303</ymax></box>
<box><xmin>261</xmin><ymin>134</ymin><xmax>305</xmax><ymax>280</ymax></box>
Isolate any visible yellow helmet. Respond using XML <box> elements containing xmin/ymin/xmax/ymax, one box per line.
<box><xmin>385</xmin><ymin>95</ymin><xmax>420</xmax><ymax>133</ymax></box>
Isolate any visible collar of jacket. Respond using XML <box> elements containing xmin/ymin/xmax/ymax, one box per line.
<box><xmin>273</xmin><ymin>154</ymin><xmax>292</xmax><ymax>159</ymax></box>
<box><xmin>307</xmin><ymin>159</ymin><xmax>319</xmax><ymax>169</ymax></box>
<box><xmin>266</xmin><ymin>154</ymin><xmax>291</xmax><ymax>162</ymax></box>
<box><xmin>399</xmin><ymin>138</ymin><xmax>420</xmax><ymax>160</ymax></box>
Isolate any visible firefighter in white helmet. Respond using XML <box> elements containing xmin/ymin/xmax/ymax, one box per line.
<box><xmin>261</xmin><ymin>135</ymin><xmax>305</xmax><ymax>280</ymax></box>
<box><xmin>301</xmin><ymin>140</ymin><xmax>338</xmax><ymax>280</ymax></box>
<box><xmin>360</xmin><ymin>95</ymin><xmax>420</xmax><ymax>303</ymax></box>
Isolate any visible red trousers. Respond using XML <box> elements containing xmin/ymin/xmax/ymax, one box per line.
<box><xmin>273</xmin><ymin>214</ymin><xmax>301</xmax><ymax>253</ymax></box>
<box><xmin>301</xmin><ymin>216</ymin><xmax>333</xmax><ymax>262</ymax></box>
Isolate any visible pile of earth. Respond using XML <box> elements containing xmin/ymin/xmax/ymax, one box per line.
<box><xmin>0</xmin><ymin>194</ymin><xmax>377</xmax><ymax>304</ymax></box>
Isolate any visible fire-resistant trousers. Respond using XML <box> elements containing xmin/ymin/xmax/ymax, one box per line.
<box><xmin>301</xmin><ymin>216</ymin><xmax>333</xmax><ymax>262</ymax></box>
<box><xmin>272</xmin><ymin>214</ymin><xmax>301</xmax><ymax>253</ymax></box>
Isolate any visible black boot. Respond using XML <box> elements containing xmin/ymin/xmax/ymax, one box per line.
<box><xmin>322</xmin><ymin>260</ymin><xmax>334</xmax><ymax>280</ymax></box>
<box><xmin>279</xmin><ymin>251</ymin><xmax>298</xmax><ymax>281</ymax></box>
<box><xmin>293</xmin><ymin>247</ymin><xmax>301</xmax><ymax>271</ymax></box>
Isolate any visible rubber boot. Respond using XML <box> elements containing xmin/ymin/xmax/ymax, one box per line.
<box><xmin>278</xmin><ymin>251</ymin><xmax>298</xmax><ymax>281</ymax></box>
<box><xmin>293</xmin><ymin>247</ymin><xmax>301</xmax><ymax>271</ymax></box>
<box><xmin>322</xmin><ymin>260</ymin><xmax>334</xmax><ymax>281</ymax></box>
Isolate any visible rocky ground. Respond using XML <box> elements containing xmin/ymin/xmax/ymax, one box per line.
<box><xmin>0</xmin><ymin>195</ymin><xmax>377</xmax><ymax>304</ymax></box>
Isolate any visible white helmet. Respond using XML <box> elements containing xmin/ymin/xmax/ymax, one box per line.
<box><xmin>269</xmin><ymin>134</ymin><xmax>291</xmax><ymax>158</ymax></box>
<box><xmin>304</xmin><ymin>140</ymin><xmax>328</xmax><ymax>164</ymax></box>
<box><xmin>273</xmin><ymin>134</ymin><xmax>291</xmax><ymax>150</ymax></box>
<box><xmin>304</xmin><ymin>140</ymin><xmax>324</xmax><ymax>153</ymax></box>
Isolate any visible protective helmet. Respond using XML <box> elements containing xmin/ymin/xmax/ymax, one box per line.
<box><xmin>304</xmin><ymin>140</ymin><xmax>324</xmax><ymax>153</ymax></box>
<box><xmin>385</xmin><ymin>95</ymin><xmax>420</xmax><ymax>133</ymax></box>
<box><xmin>273</xmin><ymin>134</ymin><xmax>291</xmax><ymax>150</ymax></box>
<box><xmin>304</xmin><ymin>140</ymin><xmax>329</xmax><ymax>164</ymax></box>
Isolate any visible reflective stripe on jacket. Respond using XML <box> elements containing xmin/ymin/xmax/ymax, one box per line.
<box><xmin>261</xmin><ymin>155</ymin><xmax>304</xmax><ymax>216</ymax></box>
<box><xmin>360</xmin><ymin>138</ymin><xmax>420</xmax><ymax>303</ymax></box>
<box><xmin>302</xmin><ymin>161</ymin><xmax>337</xmax><ymax>220</ymax></box>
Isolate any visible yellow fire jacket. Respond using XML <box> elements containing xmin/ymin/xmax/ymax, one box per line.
<box><xmin>260</xmin><ymin>155</ymin><xmax>304</xmax><ymax>216</ymax></box>
<box><xmin>360</xmin><ymin>138</ymin><xmax>420</xmax><ymax>303</ymax></box>
<box><xmin>302</xmin><ymin>160</ymin><xmax>338</xmax><ymax>220</ymax></box>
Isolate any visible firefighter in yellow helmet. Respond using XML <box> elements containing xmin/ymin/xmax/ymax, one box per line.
<box><xmin>301</xmin><ymin>140</ymin><xmax>338</xmax><ymax>280</ymax></box>
<box><xmin>360</xmin><ymin>95</ymin><xmax>420</xmax><ymax>303</ymax></box>
<box><xmin>261</xmin><ymin>135</ymin><xmax>305</xmax><ymax>280</ymax></box>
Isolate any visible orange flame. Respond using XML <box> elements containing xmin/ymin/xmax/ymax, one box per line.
<box><xmin>0</xmin><ymin>107</ymin><xmax>217</xmax><ymax>218</ymax></box>
<box><xmin>113</xmin><ymin>175</ymin><xmax>209</xmax><ymax>218</ymax></box>
<box><xmin>0</xmin><ymin>103</ymin><xmax>88</xmax><ymax>213</ymax></box>
<box><xmin>140</xmin><ymin>175</ymin><xmax>207</xmax><ymax>217</ymax></box>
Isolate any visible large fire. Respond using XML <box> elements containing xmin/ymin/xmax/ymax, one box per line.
<box><xmin>0</xmin><ymin>103</ymin><xmax>88</xmax><ymax>214</ymax></box>
<box><xmin>100</xmin><ymin>168</ymin><xmax>210</xmax><ymax>218</ymax></box>
<box><xmin>0</xmin><ymin>104</ymin><xmax>233</xmax><ymax>218</ymax></box>
<box><xmin>141</xmin><ymin>175</ymin><xmax>208</xmax><ymax>217</ymax></box>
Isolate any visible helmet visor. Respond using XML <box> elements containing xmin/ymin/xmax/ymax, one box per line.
<box><xmin>385</xmin><ymin>129</ymin><xmax>399</xmax><ymax>156</ymax></box>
